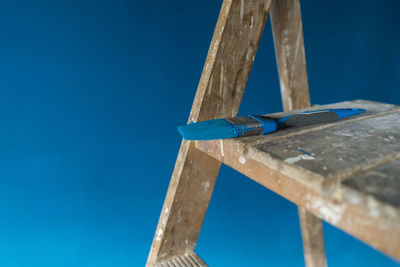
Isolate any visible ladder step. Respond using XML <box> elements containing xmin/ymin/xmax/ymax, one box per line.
<box><xmin>155</xmin><ymin>251</ymin><xmax>207</xmax><ymax>267</ymax></box>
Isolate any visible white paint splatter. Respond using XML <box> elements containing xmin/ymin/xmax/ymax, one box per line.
<box><xmin>341</xmin><ymin>132</ymin><xmax>353</xmax><ymax>137</ymax></box>
<box><xmin>207</xmin><ymin>75</ymin><xmax>214</xmax><ymax>95</ymax></box>
<box><xmin>284</xmin><ymin>154</ymin><xmax>314</xmax><ymax>164</ymax></box>
<box><xmin>177</xmin><ymin>210</ymin><xmax>182</xmax><ymax>223</ymax></box>
<box><xmin>319</xmin><ymin>205</ymin><xmax>343</xmax><ymax>224</ymax></box>
<box><xmin>225</xmin><ymin>0</ymin><xmax>232</xmax><ymax>16</ymax></box>
<box><xmin>283</xmin><ymin>29</ymin><xmax>289</xmax><ymax>36</ymax></box>
<box><xmin>279</xmin><ymin>79</ymin><xmax>292</xmax><ymax>109</ymax></box>
<box><xmin>245</xmin><ymin>47</ymin><xmax>253</xmax><ymax>61</ymax></box>
<box><xmin>346</xmin><ymin>193</ymin><xmax>362</xmax><ymax>205</ymax></box>
<box><xmin>367</xmin><ymin>197</ymin><xmax>381</xmax><ymax>218</ymax></box>
<box><xmin>239</xmin><ymin>156</ymin><xmax>246</xmax><ymax>164</ymax></box>
<box><xmin>292</xmin><ymin>29</ymin><xmax>302</xmax><ymax>69</ymax></box>
<box><xmin>201</xmin><ymin>181</ymin><xmax>210</xmax><ymax>193</ymax></box>
<box><xmin>212</xmin><ymin>39</ymin><xmax>219</xmax><ymax>58</ymax></box>
<box><xmin>240</xmin><ymin>0</ymin><xmax>244</xmax><ymax>24</ymax></box>
<box><xmin>164</xmin><ymin>207</ymin><xmax>169</xmax><ymax>214</ymax></box>
<box><xmin>220</xmin><ymin>140</ymin><xmax>225</xmax><ymax>157</ymax></box>
<box><xmin>250</xmin><ymin>15</ymin><xmax>254</xmax><ymax>29</ymax></box>
<box><xmin>383</xmin><ymin>135</ymin><xmax>396</xmax><ymax>142</ymax></box>
<box><xmin>155</xmin><ymin>228</ymin><xmax>163</xmax><ymax>241</ymax></box>
<box><xmin>306</xmin><ymin>195</ymin><xmax>344</xmax><ymax>224</ymax></box>
<box><xmin>285</xmin><ymin>44</ymin><xmax>291</xmax><ymax>54</ymax></box>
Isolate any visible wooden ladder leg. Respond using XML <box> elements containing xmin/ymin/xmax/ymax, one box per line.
<box><xmin>270</xmin><ymin>0</ymin><xmax>327</xmax><ymax>266</ymax></box>
<box><xmin>270</xmin><ymin>0</ymin><xmax>310</xmax><ymax>110</ymax></box>
<box><xmin>146</xmin><ymin>0</ymin><xmax>273</xmax><ymax>265</ymax></box>
<box><xmin>299</xmin><ymin>207</ymin><xmax>327</xmax><ymax>267</ymax></box>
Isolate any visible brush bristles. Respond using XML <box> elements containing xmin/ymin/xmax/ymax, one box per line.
<box><xmin>177</xmin><ymin>119</ymin><xmax>235</xmax><ymax>140</ymax></box>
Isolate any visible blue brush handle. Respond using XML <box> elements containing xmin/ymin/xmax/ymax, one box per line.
<box><xmin>248</xmin><ymin>115</ymin><xmax>277</xmax><ymax>135</ymax></box>
<box><xmin>329</xmin><ymin>108</ymin><xmax>366</xmax><ymax>119</ymax></box>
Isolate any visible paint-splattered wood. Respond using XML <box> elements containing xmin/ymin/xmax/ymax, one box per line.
<box><xmin>147</xmin><ymin>0</ymin><xmax>272</xmax><ymax>265</ymax></box>
<box><xmin>189</xmin><ymin>0</ymin><xmax>273</xmax><ymax>121</ymax></box>
<box><xmin>259</xmin><ymin>110</ymin><xmax>400</xmax><ymax>190</ymax></box>
<box><xmin>270</xmin><ymin>0</ymin><xmax>310</xmax><ymax>111</ymax></box>
<box><xmin>270</xmin><ymin>1</ymin><xmax>325</xmax><ymax>266</ymax></box>
<box><xmin>343</xmin><ymin>160</ymin><xmax>400</xmax><ymax>208</ymax></box>
<box><xmin>195</xmin><ymin>100</ymin><xmax>400</xmax><ymax>261</ymax></box>
<box><xmin>298</xmin><ymin>207</ymin><xmax>326</xmax><ymax>267</ymax></box>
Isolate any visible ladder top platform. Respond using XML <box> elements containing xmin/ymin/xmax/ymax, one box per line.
<box><xmin>195</xmin><ymin>100</ymin><xmax>400</xmax><ymax>261</ymax></box>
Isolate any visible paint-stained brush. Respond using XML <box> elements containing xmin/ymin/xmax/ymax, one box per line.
<box><xmin>178</xmin><ymin>108</ymin><xmax>365</xmax><ymax>140</ymax></box>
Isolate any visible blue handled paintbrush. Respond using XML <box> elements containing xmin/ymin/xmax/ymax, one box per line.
<box><xmin>178</xmin><ymin>108</ymin><xmax>365</xmax><ymax>140</ymax></box>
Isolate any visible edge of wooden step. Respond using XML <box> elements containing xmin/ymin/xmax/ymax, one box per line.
<box><xmin>154</xmin><ymin>251</ymin><xmax>207</xmax><ymax>267</ymax></box>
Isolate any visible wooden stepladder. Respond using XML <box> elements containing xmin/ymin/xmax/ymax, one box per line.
<box><xmin>147</xmin><ymin>0</ymin><xmax>400</xmax><ymax>264</ymax></box>
<box><xmin>147</xmin><ymin>1</ymin><xmax>327</xmax><ymax>266</ymax></box>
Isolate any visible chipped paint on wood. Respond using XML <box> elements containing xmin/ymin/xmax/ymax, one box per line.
<box><xmin>298</xmin><ymin>207</ymin><xmax>327</xmax><ymax>267</ymax></box>
<box><xmin>220</xmin><ymin>139</ymin><xmax>225</xmax><ymax>157</ymax></box>
<box><xmin>270</xmin><ymin>1</ymin><xmax>325</xmax><ymax>265</ymax></box>
<box><xmin>189</xmin><ymin>0</ymin><xmax>273</xmax><ymax>122</ymax></box>
<box><xmin>147</xmin><ymin>0</ymin><xmax>273</xmax><ymax>265</ymax></box>
<box><xmin>195</xmin><ymin>100</ymin><xmax>400</xmax><ymax>261</ymax></box>
<box><xmin>284</xmin><ymin>154</ymin><xmax>315</xmax><ymax>164</ymax></box>
<box><xmin>305</xmin><ymin>194</ymin><xmax>345</xmax><ymax>224</ymax></box>
<box><xmin>270</xmin><ymin>0</ymin><xmax>310</xmax><ymax>111</ymax></box>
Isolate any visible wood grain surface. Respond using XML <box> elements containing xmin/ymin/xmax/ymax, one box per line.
<box><xmin>270</xmin><ymin>1</ymin><xmax>325</xmax><ymax>265</ymax></box>
<box><xmin>195</xmin><ymin>100</ymin><xmax>400</xmax><ymax>261</ymax></box>
<box><xmin>147</xmin><ymin>0</ymin><xmax>272</xmax><ymax>265</ymax></box>
<box><xmin>270</xmin><ymin>0</ymin><xmax>310</xmax><ymax>111</ymax></box>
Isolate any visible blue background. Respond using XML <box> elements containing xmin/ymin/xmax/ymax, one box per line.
<box><xmin>0</xmin><ymin>0</ymin><xmax>399</xmax><ymax>266</ymax></box>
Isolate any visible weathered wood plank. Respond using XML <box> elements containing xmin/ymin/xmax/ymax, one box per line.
<box><xmin>195</xmin><ymin>138</ymin><xmax>400</xmax><ymax>262</ymax></box>
<box><xmin>270</xmin><ymin>0</ymin><xmax>310</xmax><ymax>111</ymax></box>
<box><xmin>237</xmin><ymin>100</ymin><xmax>400</xmax><ymax>147</ymax></box>
<box><xmin>147</xmin><ymin>0</ymin><xmax>272</xmax><ymax>265</ymax></box>
<box><xmin>155</xmin><ymin>251</ymin><xmax>207</xmax><ymax>267</ymax></box>
<box><xmin>195</xmin><ymin>100</ymin><xmax>400</xmax><ymax>261</ymax></box>
<box><xmin>189</xmin><ymin>0</ymin><xmax>273</xmax><ymax>121</ymax></box>
<box><xmin>147</xmin><ymin>141</ymin><xmax>219</xmax><ymax>266</ymax></box>
<box><xmin>298</xmin><ymin>207</ymin><xmax>327</xmax><ymax>267</ymax></box>
<box><xmin>270</xmin><ymin>1</ymin><xmax>324</xmax><ymax>266</ymax></box>
<box><xmin>257</xmin><ymin>110</ymin><xmax>400</xmax><ymax>194</ymax></box>
<box><xmin>343</xmin><ymin>160</ymin><xmax>400</xmax><ymax>207</ymax></box>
